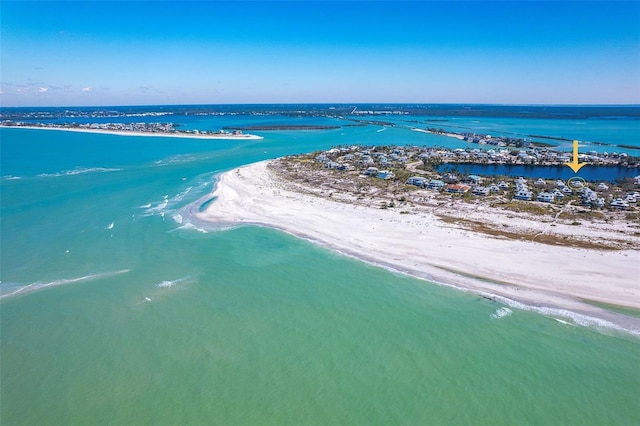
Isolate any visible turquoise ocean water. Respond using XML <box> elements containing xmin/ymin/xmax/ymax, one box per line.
<box><xmin>1</xmin><ymin>106</ymin><xmax>639</xmax><ymax>425</ymax></box>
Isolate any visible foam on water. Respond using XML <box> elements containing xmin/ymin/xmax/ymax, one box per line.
<box><xmin>490</xmin><ymin>294</ymin><xmax>640</xmax><ymax>337</ymax></box>
<box><xmin>153</xmin><ymin>154</ymin><xmax>197</xmax><ymax>167</ymax></box>
<box><xmin>142</xmin><ymin>195</ymin><xmax>169</xmax><ymax>216</ymax></box>
<box><xmin>172</xmin><ymin>186</ymin><xmax>193</xmax><ymax>202</ymax></box>
<box><xmin>37</xmin><ymin>167</ymin><xmax>121</xmax><ymax>178</ymax></box>
<box><xmin>176</xmin><ymin>222</ymin><xmax>208</xmax><ymax>233</ymax></box>
<box><xmin>0</xmin><ymin>269</ymin><xmax>131</xmax><ymax>299</ymax></box>
<box><xmin>490</xmin><ymin>307</ymin><xmax>513</xmax><ymax>319</ymax></box>
<box><xmin>143</xmin><ymin>182</ymin><xmax>207</xmax><ymax>219</ymax></box>
<box><xmin>155</xmin><ymin>276</ymin><xmax>190</xmax><ymax>289</ymax></box>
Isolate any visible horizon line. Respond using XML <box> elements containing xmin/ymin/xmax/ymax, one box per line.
<box><xmin>2</xmin><ymin>102</ymin><xmax>640</xmax><ymax>109</ymax></box>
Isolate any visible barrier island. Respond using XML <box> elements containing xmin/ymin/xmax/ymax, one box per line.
<box><xmin>198</xmin><ymin>145</ymin><xmax>640</xmax><ymax>332</ymax></box>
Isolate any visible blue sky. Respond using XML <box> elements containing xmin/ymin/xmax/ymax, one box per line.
<box><xmin>1</xmin><ymin>1</ymin><xmax>639</xmax><ymax>106</ymax></box>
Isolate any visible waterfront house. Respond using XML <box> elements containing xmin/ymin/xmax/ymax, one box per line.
<box><xmin>377</xmin><ymin>170</ymin><xmax>394</xmax><ymax>180</ymax></box>
<box><xmin>472</xmin><ymin>186</ymin><xmax>490</xmax><ymax>196</ymax></box>
<box><xmin>445</xmin><ymin>184</ymin><xmax>471</xmax><ymax>194</ymax></box>
<box><xmin>597</xmin><ymin>182</ymin><xmax>609</xmax><ymax>191</ymax></box>
<box><xmin>537</xmin><ymin>192</ymin><xmax>555</xmax><ymax>203</ymax></box>
<box><xmin>427</xmin><ymin>179</ymin><xmax>445</xmax><ymax>189</ymax></box>
<box><xmin>364</xmin><ymin>167</ymin><xmax>378</xmax><ymax>176</ymax></box>
<box><xmin>498</xmin><ymin>181</ymin><xmax>510</xmax><ymax>190</ymax></box>
<box><xmin>315</xmin><ymin>153</ymin><xmax>329</xmax><ymax>163</ymax></box>
<box><xmin>464</xmin><ymin>175</ymin><xmax>482</xmax><ymax>185</ymax></box>
<box><xmin>518</xmin><ymin>152</ymin><xmax>534</xmax><ymax>162</ymax></box>
<box><xmin>515</xmin><ymin>178</ymin><xmax>529</xmax><ymax>192</ymax></box>
<box><xmin>514</xmin><ymin>190</ymin><xmax>533</xmax><ymax>201</ymax></box>
<box><xmin>579</xmin><ymin>188</ymin><xmax>602</xmax><ymax>207</ymax></box>
<box><xmin>611</xmin><ymin>198</ymin><xmax>629</xmax><ymax>209</ymax></box>
<box><xmin>534</xmin><ymin>178</ymin><xmax>546</xmax><ymax>186</ymax></box>
<box><xmin>406</xmin><ymin>176</ymin><xmax>426</xmax><ymax>187</ymax></box>
<box><xmin>443</xmin><ymin>173</ymin><xmax>459</xmax><ymax>183</ymax></box>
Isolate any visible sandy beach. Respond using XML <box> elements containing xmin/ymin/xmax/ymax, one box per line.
<box><xmin>0</xmin><ymin>125</ymin><xmax>263</xmax><ymax>140</ymax></box>
<box><xmin>197</xmin><ymin>160</ymin><xmax>640</xmax><ymax>329</ymax></box>
<box><xmin>412</xmin><ymin>127</ymin><xmax>465</xmax><ymax>139</ymax></box>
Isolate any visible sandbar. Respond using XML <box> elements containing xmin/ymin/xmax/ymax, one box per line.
<box><xmin>0</xmin><ymin>125</ymin><xmax>263</xmax><ymax>140</ymax></box>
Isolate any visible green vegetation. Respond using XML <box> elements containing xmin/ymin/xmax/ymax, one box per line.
<box><xmin>492</xmin><ymin>201</ymin><xmax>550</xmax><ymax>216</ymax></box>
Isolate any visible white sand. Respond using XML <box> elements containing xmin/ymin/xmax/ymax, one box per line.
<box><xmin>0</xmin><ymin>125</ymin><xmax>263</xmax><ymax>140</ymax></box>
<box><xmin>197</xmin><ymin>160</ymin><xmax>640</xmax><ymax>325</ymax></box>
<box><xmin>412</xmin><ymin>128</ymin><xmax>464</xmax><ymax>139</ymax></box>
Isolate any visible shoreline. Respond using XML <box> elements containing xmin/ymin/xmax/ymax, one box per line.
<box><xmin>196</xmin><ymin>160</ymin><xmax>640</xmax><ymax>334</ymax></box>
<box><xmin>0</xmin><ymin>125</ymin><xmax>263</xmax><ymax>140</ymax></box>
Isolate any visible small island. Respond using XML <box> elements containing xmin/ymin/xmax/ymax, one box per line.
<box><xmin>0</xmin><ymin>120</ymin><xmax>263</xmax><ymax>140</ymax></box>
<box><xmin>222</xmin><ymin>124</ymin><xmax>341</xmax><ymax>131</ymax></box>
<box><xmin>413</xmin><ymin>126</ymin><xmax>640</xmax><ymax>151</ymax></box>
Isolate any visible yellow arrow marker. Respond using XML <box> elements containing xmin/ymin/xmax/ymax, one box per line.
<box><xmin>565</xmin><ymin>139</ymin><xmax>588</xmax><ymax>173</ymax></box>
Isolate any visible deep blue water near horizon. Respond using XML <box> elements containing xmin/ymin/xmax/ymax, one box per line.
<box><xmin>1</xmin><ymin>105</ymin><xmax>639</xmax><ymax>425</ymax></box>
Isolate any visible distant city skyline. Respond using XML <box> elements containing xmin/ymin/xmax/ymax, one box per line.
<box><xmin>1</xmin><ymin>1</ymin><xmax>639</xmax><ymax>107</ymax></box>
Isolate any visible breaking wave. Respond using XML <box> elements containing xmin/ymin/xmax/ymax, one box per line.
<box><xmin>37</xmin><ymin>167</ymin><xmax>121</xmax><ymax>178</ymax></box>
<box><xmin>155</xmin><ymin>276</ymin><xmax>190</xmax><ymax>289</ymax></box>
<box><xmin>0</xmin><ymin>269</ymin><xmax>130</xmax><ymax>299</ymax></box>
<box><xmin>488</xmin><ymin>295</ymin><xmax>640</xmax><ymax>337</ymax></box>
<box><xmin>140</xmin><ymin>195</ymin><xmax>169</xmax><ymax>216</ymax></box>
<box><xmin>140</xmin><ymin>179</ymin><xmax>211</xmax><ymax>219</ymax></box>
<box><xmin>490</xmin><ymin>307</ymin><xmax>513</xmax><ymax>319</ymax></box>
<box><xmin>176</xmin><ymin>222</ymin><xmax>209</xmax><ymax>233</ymax></box>
<box><xmin>172</xmin><ymin>186</ymin><xmax>193</xmax><ymax>202</ymax></box>
<box><xmin>153</xmin><ymin>154</ymin><xmax>197</xmax><ymax>167</ymax></box>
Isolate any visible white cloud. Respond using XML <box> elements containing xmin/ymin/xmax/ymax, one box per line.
<box><xmin>39</xmin><ymin>87</ymin><xmax>48</xmax><ymax>93</ymax></box>
<box><xmin>81</xmin><ymin>87</ymin><xmax>92</xmax><ymax>92</ymax></box>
